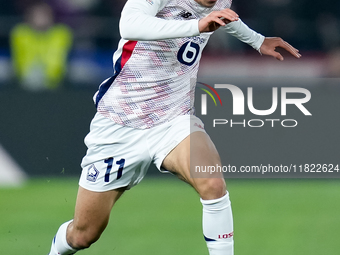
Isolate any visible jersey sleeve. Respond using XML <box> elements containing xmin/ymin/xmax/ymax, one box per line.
<box><xmin>222</xmin><ymin>19</ymin><xmax>265</xmax><ymax>51</ymax></box>
<box><xmin>120</xmin><ymin>0</ymin><xmax>200</xmax><ymax>41</ymax></box>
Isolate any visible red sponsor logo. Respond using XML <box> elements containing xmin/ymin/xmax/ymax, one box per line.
<box><xmin>218</xmin><ymin>231</ymin><xmax>234</xmax><ymax>239</ymax></box>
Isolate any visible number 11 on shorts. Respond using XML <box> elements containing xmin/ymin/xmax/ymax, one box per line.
<box><xmin>104</xmin><ymin>157</ymin><xmax>125</xmax><ymax>182</ymax></box>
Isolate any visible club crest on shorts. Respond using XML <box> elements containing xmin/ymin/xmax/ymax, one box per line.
<box><xmin>87</xmin><ymin>164</ymin><xmax>99</xmax><ymax>182</ymax></box>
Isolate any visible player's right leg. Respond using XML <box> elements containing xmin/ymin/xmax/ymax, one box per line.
<box><xmin>49</xmin><ymin>112</ymin><xmax>152</xmax><ymax>254</ymax></box>
<box><xmin>48</xmin><ymin>186</ymin><xmax>126</xmax><ymax>254</ymax></box>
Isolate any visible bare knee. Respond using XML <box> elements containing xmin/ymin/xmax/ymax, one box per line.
<box><xmin>67</xmin><ymin>221</ymin><xmax>106</xmax><ymax>249</ymax></box>
<box><xmin>196</xmin><ymin>178</ymin><xmax>226</xmax><ymax>200</ymax></box>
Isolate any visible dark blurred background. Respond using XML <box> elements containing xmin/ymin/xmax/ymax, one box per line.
<box><xmin>0</xmin><ymin>0</ymin><xmax>340</xmax><ymax>86</ymax></box>
<box><xmin>0</xmin><ymin>0</ymin><xmax>339</xmax><ymax>181</ymax></box>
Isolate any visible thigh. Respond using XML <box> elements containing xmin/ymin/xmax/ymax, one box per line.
<box><xmin>67</xmin><ymin>186</ymin><xmax>126</xmax><ymax>245</ymax></box>
<box><xmin>162</xmin><ymin>131</ymin><xmax>226</xmax><ymax>199</ymax></box>
<box><xmin>80</xmin><ymin>113</ymin><xmax>152</xmax><ymax>192</ymax></box>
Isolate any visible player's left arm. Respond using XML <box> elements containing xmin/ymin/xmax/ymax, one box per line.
<box><xmin>259</xmin><ymin>37</ymin><xmax>301</xmax><ymax>61</ymax></box>
<box><xmin>222</xmin><ymin>18</ymin><xmax>301</xmax><ymax>60</ymax></box>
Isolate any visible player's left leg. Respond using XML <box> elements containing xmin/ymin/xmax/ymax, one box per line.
<box><xmin>162</xmin><ymin>131</ymin><xmax>234</xmax><ymax>255</ymax></box>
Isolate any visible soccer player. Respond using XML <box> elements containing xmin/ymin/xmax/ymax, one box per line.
<box><xmin>48</xmin><ymin>0</ymin><xmax>301</xmax><ymax>254</ymax></box>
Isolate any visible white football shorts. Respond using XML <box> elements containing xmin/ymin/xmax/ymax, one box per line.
<box><xmin>79</xmin><ymin>112</ymin><xmax>206</xmax><ymax>192</ymax></box>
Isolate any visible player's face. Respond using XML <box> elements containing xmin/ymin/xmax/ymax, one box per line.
<box><xmin>194</xmin><ymin>0</ymin><xmax>217</xmax><ymax>8</ymax></box>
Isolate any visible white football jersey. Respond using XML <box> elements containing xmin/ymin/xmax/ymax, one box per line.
<box><xmin>95</xmin><ymin>0</ymin><xmax>262</xmax><ymax>129</ymax></box>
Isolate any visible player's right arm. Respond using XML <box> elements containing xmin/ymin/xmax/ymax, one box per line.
<box><xmin>120</xmin><ymin>0</ymin><xmax>199</xmax><ymax>40</ymax></box>
<box><xmin>120</xmin><ymin>0</ymin><xmax>239</xmax><ymax>41</ymax></box>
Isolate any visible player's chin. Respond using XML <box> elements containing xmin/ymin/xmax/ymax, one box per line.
<box><xmin>201</xmin><ymin>0</ymin><xmax>217</xmax><ymax>8</ymax></box>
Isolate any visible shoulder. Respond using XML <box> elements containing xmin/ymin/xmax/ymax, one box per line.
<box><xmin>139</xmin><ymin>0</ymin><xmax>172</xmax><ymax>7</ymax></box>
<box><xmin>11</xmin><ymin>24</ymin><xmax>32</xmax><ymax>35</ymax></box>
<box><xmin>51</xmin><ymin>24</ymin><xmax>72</xmax><ymax>34</ymax></box>
<box><xmin>145</xmin><ymin>0</ymin><xmax>172</xmax><ymax>5</ymax></box>
<box><xmin>10</xmin><ymin>24</ymin><xmax>37</xmax><ymax>41</ymax></box>
<box><xmin>49</xmin><ymin>24</ymin><xmax>73</xmax><ymax>41</ymax></box>
<box><xmin>213</xmin><ymin>0</ymin><xmax>233</xmax><ymax>10</ymax></box>
<box><xmin>124</xmin><ymin>0</ymin><xmax>172</xmax><ymax>12</ymax></box>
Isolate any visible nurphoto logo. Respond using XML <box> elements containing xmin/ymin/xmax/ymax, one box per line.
<box><xmin>198</xmin><ymin>83</ymin><xmax>312</xmax><ymax>128</ymax></box>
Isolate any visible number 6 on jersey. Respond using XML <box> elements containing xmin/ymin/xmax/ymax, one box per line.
<box><xmin>177</xmin><ymin>41</ymin><xmax>200</xmax><ymax>66</ymax></box>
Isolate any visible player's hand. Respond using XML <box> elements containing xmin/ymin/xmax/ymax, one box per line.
<box><xmin>199</xmin><ymin>9</ymin><xmax>239</xmax><ymax>33</ymax></box>
<box><xmin>260</xmin><ymin>37</ymin><xmax>302</xmax><ymax>61</ymax></box>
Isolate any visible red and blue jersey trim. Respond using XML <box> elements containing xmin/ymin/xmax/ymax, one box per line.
<box><xmin>95</xmin><ymin>40</ymin><xmax>138</xmax><ymax>108</ymax></box>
